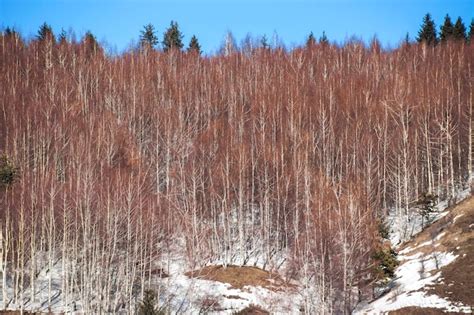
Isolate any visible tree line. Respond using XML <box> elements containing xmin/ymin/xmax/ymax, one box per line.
<box><xmin>417</xmin><ymin>13</ymin><xmax>474</xmax><ymax>45</ymax></box>
<box><xmin>4</xmin><ymin>12</ymin><xmax>473</xmax><ymax>57</ymax></box>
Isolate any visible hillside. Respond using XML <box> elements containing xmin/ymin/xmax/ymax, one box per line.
<box><xmin>1</xmin><ymin>28</ymin><xmax>473</xmax><ymax>314</ymax></box>
<box><xmin>356</xmin><ymin>195</ymin><xmax>474</xmax><ymax>314</ymax></box>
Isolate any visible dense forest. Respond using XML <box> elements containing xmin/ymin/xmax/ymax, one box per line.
<box><xmin>0</xmin><ymin>14</ymin><xmax>473</xmax><ymax>314</ymax></box>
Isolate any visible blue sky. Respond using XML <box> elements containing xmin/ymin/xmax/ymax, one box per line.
<box><xmin>1</xmin><ymin>0</ymin><xmax>472</xmax><ymax>54</ymax></box>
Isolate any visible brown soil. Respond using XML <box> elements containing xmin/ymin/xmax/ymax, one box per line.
<box><xmin>233</xmin><ymin>304</ymin><xmax>270</xmax><ymax>314</ymax></box>
<box><xmin>0</xmin><ymin>312</ymin><xmax>52</xmax><ymax>315</ymax></box>
<box><xmin>388</xmin><ymin>306</ymin><xmax>465</xmax><ymax>314</ymax></box>
<box><xmin>397</xmin><ymin>196</ymin><xmax>474</xmax><ymax>309</ymax></box>
<box><xmin>185</xmin><ymin>265</ymin><xmax>292</xmax><ymax>291</ymax></box>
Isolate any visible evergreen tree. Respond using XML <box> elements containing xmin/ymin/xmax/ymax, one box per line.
<box><xmin>3</xmin><ymin>27</ymin><xmax>19</xmax><ymax>39</ymax></box>
<box><xmin>4</xmin><ymin>27</ymin><xmax>13</xmax><ymax>36</ymax></box>
<box><xmin>453</xmin><ymin>17</ymin><xmax>467</xmax><ymax>41</ymax></box>
<box><xmin>37</xmin><ymin>22</ymin><xmax>55</xmax><ymax>43</ymax></box>
<box><xmin>468</xmin><ymin>21</ymin><xmax>474</xmax><ymax>42</ymax></box>
<box><xmin>140</xmin><ymin>23</ymin><xmax>158</xmax><ymax>49</ymax></box>
<box><xmin>187</xmin><ymin>35</ymin><xmax>201</xmax><ymax>54</ymax></box>
<box><xmin>417</xmin><ymin>192</ymin><xmax>438</xmax><ymax>228</ymax></box>
<box><xmin>260</xmin><ymin>34</ymin><xmax>269</xmax><ymax>49</ymax></box>
<box><xmin>440</xmin><ymin>14</ymin><xmax>454</xmax><ymax>42</ymax></box>
<box><xmin>162</xmin><ymin>21</ymin><xmax>184</xmax><ymax>52</ymax></box>
<box><xmin>403</xmin><ymin>32</ymin><xmax>411</xmax><ymax>46</ymax></box>
<box><xmin>0</xmin><ymin>155</ymin><xmax>18</xmax><ymax>188</ymax></box>
<box><xmin>373</xmin><ymin>247</ymin><xmax>399</xmax><ymax>280</ymax></box>
<box><xmin>83</xmin><ymin>31</ymin><xmax>101</xmax><ymax>55</ymax></box>
<box><xmin>417</xmin><ymin>13</ymin><xmax>438</xmax><ymax>45</ymax></box>
<box><xmin>319</xmin><ymin>31</ymin><xmax>329</xmax><ymax>45</ymax></box>
<box><xmin>306</xmin><ymin>32</ymin><xmax>316</xmax><ymax>47</ymax></box>
<box><xmin>58</xmin><ymin>28</ymin><xmax>67</xmax><ymax>44</ymax></box>
<box><xmin>137</xmin><ymin>289</ymin><xmax>158</xmax><ymax>315</ymax></box>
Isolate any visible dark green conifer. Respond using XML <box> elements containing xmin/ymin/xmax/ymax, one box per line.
<box><xmin>260</xmin><ymin>34</ymin><xmax>269</xmax><ymax>49</ymax></box>
<box><xmin>306</xmin><ymin>32</ymin><xmax>316</xmax><ymax>46</ymax></box>
<box><xmin>137</xmin><ymin>289</ymin><xmax>158</xmax><ymax>315</ymax></box>
<box><xmin>319</xmin><ymin>31</ymin><xmax>329</xmax><ymax>45</ymax></box>
<box><xmin>83</xmin><ymin>31</ymin><xmax>101</xmax><ymax>55</ymax></box>
<box><xmin>37</xmin><ymin>22</ymin><xmax>55</xmax><ymax>43</ymax></box>
<box><xmin>469</xmin><ymin>19</ymin><xmax>474</xmax><ymax>42</ymax></box>
<box><xmin>404</xmin><ymin>32</ymin><xmax>411</xmax><ymax>46</ymax></box>
<box><xmin>162</xmin><ymin>21</ymin><xmax>184</xmax><ymax>52</ymax></box>
<box><xmin>440</xmin><ymin>14</ymin><xmax>454</xmax><ymax>42</ymax></box>
<box><xmin>58</xmin><ymin>28</ymin><xmax>67</xmax><ymax>44</ymax></box>
<box><xmin>140</xmin><ymin>23</ymin><xmax>158</xmax><ymax>49</ymax></box>
<box><xmin>0</xmin><ymin>155</ymin><xmax>18</xmax><ymax>187</ymax></box>
<box><xmin>187</xmin><ymin>35</ymin><xmax>201</xmax><ymax>54</ymax></box>
<box><xmin>453</xmin><ymin>17</ymin><xmax>467</xmax><ymax>41</ymax></box>
<box><xmin>417</xmin><ymin>13</ymin><xmax>438</xmax><ymax>45</ymax></box>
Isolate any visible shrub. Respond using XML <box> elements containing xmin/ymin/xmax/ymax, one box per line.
<box><xmin>378</xmin><ymin>220</ymin><xmax>391</xmax><ymax>240</ymax></box>
<box><xmin>373</xmin><ymin>246</ymin><xmax>399</xmax><ymax>280</ymax></box>
<box><xmin>417</xmin><ymin>192</ymin><xmax>438</xmax><ymax>228</ymax></box>
<box><xmin>137</xmin><ymin>289</ymin><xmax>168</xmax><ymax>315</ymax></box>
<box><xmin>0</xmin><ymin>154</ymin><xmax>18</xmax><ymax>187</ymax></box>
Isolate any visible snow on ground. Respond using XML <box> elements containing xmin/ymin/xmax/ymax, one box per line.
<box><xmin>356</xmin><ymin>189</ymin><xmax>473</xmax><ymax>314</ymax></box>
<box><xmin>0</xmin><ymin>248</ymin><xmax>301</xmax><ymax>314</ymax></box>
<box><xmin>389</xmin><ymin>188</ymin><xmax>471</xmax><ymax>247</ymax></box>
<box><xmin>156</xmin><ymin>245</ymin><xmax>302</xmax><ymax>314</ymax></box>
<box><xmin>355</xmin><ymin>249</ymin><xmax>471</xmax><ymax>314</ymax></box>
<box><xmin>0</xmin><ymin>256</ymin><xmax>73</xmax><ymax>314</ymax></box>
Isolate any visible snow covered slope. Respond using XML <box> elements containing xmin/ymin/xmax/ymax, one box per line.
<box><xmin>355</xmin><ymin>195</ymin><xmax>474</xmax><ymax>314</ymax></box>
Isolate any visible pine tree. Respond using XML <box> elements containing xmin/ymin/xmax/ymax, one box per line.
<box><xmin>469</xmin><ymin>19</ymin><xmax>474</xmax><ymax>42</ymax></box>
<box><xmin>453</xmin><ymin>17</ymin><xmax>467</xmax><ymax>41</ymax></box>
<box><xmin>319</xmin><ymin>31</ymin><xmax>329</xmax><ymax>45</ymax></box>
<box><xmin>162</xmin><ymin>21</ymin><xmax>184</xmax><ymax>52</ymax></box>
<box><xmin>187</xmin><ymin>35</ymin><xmax>201</xmax><ymax>54</ymax></box>
<box><xmin>140</xmin><ymin>23</ymin><xmax>158</xmax><ymax>49</ymax></box>
<box><xmin>260</xmin><ymin>34</ymin><xmax>269</xmax><ymax>49</ymax></box>
<box><xmin>417</xmin><ymin>13</ymin><xmax>438</xmax><ymax>45</ymax></box>
<box><xmin>440</xmin><ymin>14</ymin><xmax>454</xmax><ymax>42</ymax></box>
<box><xmin>83</xmin><ymin>31</ymin><xmax>101</xmax><ymax>55</ymax></box>
<box><xmin>403</xmin><ymin>32</ymin><xmax>411</xmax><ymax>46</ymax></box>
<box><xmin>0</xmin><ymin>155</ymin><xmax>18</xmax><ymax>187</ymax></box>
<box><xmin>137</xmin><ymin>289</ymin><xmax>158</xmax><ymax>315</ymax></box>
<box><xmin>306</xmin><ymin>32</ymin><xmax>316</xmax><ymax>47</ymax></box>
<box><xmin>58</xmin><ymin>28</ymin><xmax>67</xmax><ymax>44</ymax></box>
<box><xmin>3</xmin><ymin>27</ymin><xmax>18</xmax><ymax>38</ymax></box>
<box><xmin>37</xmin><ymin>22</ymin><xmax>55</xmax><ymax>43</ymax></box>
<box><xmin>417</xmin><ymin>192</ymin><xmax>438</xmax><ymax>228</ymax></box>
<box><xmin>4</xmin><ymin>27</ymin><xmax>12</xmax><ymax>36</ymax></box>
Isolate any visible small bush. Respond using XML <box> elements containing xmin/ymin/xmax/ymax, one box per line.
<box><xmin>373</xmin><ymin>247</ymin><xmax>399</xmax><ymax>280</ymax></box>
<box><xmin>378</xmin><ymin>220</ymin><xmax>391</xmax><ymax>240</ymax></box>
<box><xmin>137</xmin><ymin>289</ymin><xmax>167</xmax><ymax>315</ymax></box>
<box><xmin>0</xmin><ymin>154</ymin><xmax>18</xmax><ymax>187</ymax></box>
<box><xmin>417</xmin><ymin>192</ymin><xmax>438</xmax><ymax>227</ymax></box>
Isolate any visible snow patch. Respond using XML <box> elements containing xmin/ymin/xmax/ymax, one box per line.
<box><xmin>389</xmin><ymin>188</ymin><xmax>471</xmax><ymax>247</ymax></box>
<box><xmin>355</xmin><ymin>251</ymin><xmax>471</xmax><ymax>314</ymax></box>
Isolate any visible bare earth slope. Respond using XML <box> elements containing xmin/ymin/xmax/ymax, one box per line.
<box><xmin>357</xmin><ymin>195</ymin><xmax>474</xmax><ymax>314</ymax></box>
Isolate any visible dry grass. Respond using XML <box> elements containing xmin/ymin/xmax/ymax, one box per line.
<box><xmin>425</xmin><ymin>197</ymin><xmax>474</xmax><ymax>308</ymax></box>
<box><xmin>397</xmin><ymin>196</ymin><xmax>474</xmax><ymax>309</ymax></box>
<box><xmin>0</xmin><ymin>312</ymin><xmax>51</xmax><ymax>315</ymax></box>
<box><xmin>232</xmin><ymin>304</ymin><xmax>270</xmax><ymax>315</ymax></box>
<box><xmin>185</xmin><ymin>265</ymin><xmax>291</xmax><ymax>291</ymax></box>
<box><xmin>388</xmin><ymin>306</ymin><xmax>465</xmax><ymax>314</ymax></box>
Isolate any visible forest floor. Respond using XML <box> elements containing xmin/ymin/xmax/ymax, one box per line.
<box><xmin>2</xmin><ymin>196</ymin><xmax>472</xmax><ymax>314</ymax></box>
<box><xmin>356</xmin><ymin>195</ymin><xmax>474</xmax><ymax>314</ymax></box>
